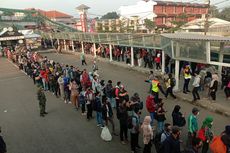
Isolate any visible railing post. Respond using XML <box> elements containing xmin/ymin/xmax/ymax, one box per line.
<box><xmin>109</xmin><ymin>44</ymin><xmax>113</xmax><ymax>62</ymax></box>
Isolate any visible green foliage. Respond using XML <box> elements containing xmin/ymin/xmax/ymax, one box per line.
<box><xmin>144</xmin><ymin>19</ymin><xmax>156</xmax><ymax>32</ymax></box>
<box><xmin>169</xmin><ymin>13</ymin><xmax>187</xmax><ymax>32</ymax></box>
<box><xmin>101</xmin><ymin>12</ymin><xmax>119</xmax><ymax>19</ymax></box>
<box><xmin>209</xmin><ymin>5</ymin><xmax>219</xmax><ymax>17</ymax></box>
<box><xmin>217</xmin><ymin>7</ymin><xmax>230</xmax><ymax>21</ymax></box>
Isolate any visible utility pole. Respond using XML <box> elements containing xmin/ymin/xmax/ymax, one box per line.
<box><xmin>204</xmin><ymin>0</ymin><xmax>210</xmax><ymax>35</ymax></box>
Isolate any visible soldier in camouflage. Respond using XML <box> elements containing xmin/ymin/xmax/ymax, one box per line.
<box><xmin>37</xmin><ymin>86</ymin><xmax>47</xmax><ymax>117</ymax></box>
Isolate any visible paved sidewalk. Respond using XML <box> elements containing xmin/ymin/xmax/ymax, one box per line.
<box><xmin>40</xmin><ymin>49</ymin><xmax>230</xmax><ymax>117</ymax></box>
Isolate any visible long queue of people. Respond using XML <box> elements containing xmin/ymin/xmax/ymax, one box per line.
<box><xmin>1</xmin><ymin>50</ymin><xmax>230</xmax><ymax>153</ymax></box>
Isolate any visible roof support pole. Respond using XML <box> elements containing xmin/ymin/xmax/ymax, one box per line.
<box><xmin>161</xmin><ymin>50</ymin><xmax>165</xmax><ymax>74</ymax></box>
<box><xmin>71</xmin><ymin>40</ymin><xmax>75</xmax><ymax>52</ymax></box>
<box><xmin>109</xmin><ymin>44</ymin><xmax>113</xmax><ymax>62</ymax></box>
<box><xmin>93</xmin><ymin>43</ymin><xmax>97</xmax><ymax>58</ymax></box>
<box><xmin>174</xmin><ymin>59</ymin><xmax>180</xmax><ymax>91</ymax></box>
<box><xmin>206</xmin><ymin>41</ymin><xmax>211</xmax><ymax>63</ymax></box>
<box><xmin>81</xmin><ymin>41</ymin><xmax>84</xmax><ymax>53</ymax></box>
<box><xmin>218</xmin><ymin>42</ymin><xmax>225</xmax><ymax>80</ymax></box>
<box><xmin>131</xmin><ymin>46</ymin><xmax>134</xmax><ymax>67</ymax></box>
<box><xmin>64</xmin><ymin>40</ymin><xmax>67</xmax><ymax>51</ymax></box>
<box><xmin>49</xmin><ymin>35</ymin><xmax>54</xmax><ymax>48</ymax></box>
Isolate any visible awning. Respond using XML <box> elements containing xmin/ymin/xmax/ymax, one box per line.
<box><xmin>0</xmin><ymin>35</ymin><xmax>24</xmax><ymax>41</ymax></box>
<box><xmin>24</xmin><ymin>33</ymin><xmax>41</xmax><ymax>39</ymax></box>
<box><xmin>161</xmin><ymin>33</ymin><xmax>230</xmax><ymax>42</ymax></box>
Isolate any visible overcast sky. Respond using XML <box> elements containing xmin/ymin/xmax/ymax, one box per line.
<box><xmin>0</xmin><ymin>0</ymin><xmax>228</xmax><ymax>18</ymax></box>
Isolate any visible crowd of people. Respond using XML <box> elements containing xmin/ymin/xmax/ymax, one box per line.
<box><xmin>1</xmin><ymin>49</ymin><xmax>230</xmax><ymax>153</ymax></box>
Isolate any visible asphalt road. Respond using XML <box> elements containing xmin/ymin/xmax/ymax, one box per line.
<box><xmin>0</xmin><ymin>53</ymin><xmax>229</xmax><ymax>153</ymax></box>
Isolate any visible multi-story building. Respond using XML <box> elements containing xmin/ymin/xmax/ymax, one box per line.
<box><xmin>153</xmin><ymin>1</ymin><xmax>208</xmax><ymax>29</ymax></box>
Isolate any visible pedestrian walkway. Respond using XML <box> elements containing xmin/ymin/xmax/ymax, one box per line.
<box><xmin>51</xmin><ymin>49</ymin><xmax>230</xmax><ymax>117</ymax></box>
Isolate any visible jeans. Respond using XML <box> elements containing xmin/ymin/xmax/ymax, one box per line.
<box><xmin>120</xmin><ymin>122</ymin><xmax>128</xmax><ymax>141</ymax></box>
<box><xmin>165</xmin><ymin>87</ymin><xmax>176</xmax><ymax>99</ymax></box>
<box><xmin>42</xmin><ymin>78</ymin><xmax>48</xmax><ymax>90</ymax></box>
<box><xmin>186</xmin><ymin>132</ymin><xmax>197</xmax><ymax>148</ymax></box>
<box><xmin>87</xmin><ymin>103</ymin><xmax>92</xmax><ymax>119</ymax></box>
<box><xmin>130</xmin><ymin>132</ymin><xmax>139</xmax><ymax>152</ymax></box>
<box><xmin>157</xmin><ymin>121</ymin><xmax>164</xmax><ymax>133</ymax></box>
<box><xmin>192</xmin><ymin>87</ymin><xmax>200</xmax><ymax>101</ymax></box>
<box><xmin>152</xmin><ymin>91</ymin><xmax>159</xmax><ymax>104</ymax></box>
<box><xmin>109</xmin><ymin>97</ymin><xmax>116</xmax><ymax>108</ymax></box>
<box><xmin>210</xmin><ymin>91</ymin><xmax>216</xmax><ymax>100</ymax></box>
<box><xmin>202</xmin><ymin>141</ymin><xmax>209</xmax><ymax>153</ymax></box>
<box><xmin>96</xmin><ymin>112</ymin><xmax>103</xmax><ymax>125</ymax></box>
<box><xmin>150</xmin><ymin>112</ymin><xmax>155</xmax><ymax>126</ymax></box>
<box><xmin>183</xmin><ymin>78</ymin><xmax>190</xmax><ymax>92</ymax></box>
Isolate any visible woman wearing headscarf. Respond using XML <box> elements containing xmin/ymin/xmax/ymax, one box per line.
<box><xmin>172</xmin><ymin>105</ymin><xmax>186</xmax><ymax>127</ymax></box>
<box><xmin>197</xmin><ymin>116</ymin><xmax>213</xmax><ymax>153</ymax></box>
<box><xmin>209</xmin><ymin>74</ymin><xmax>219</xmax><ymax>101</ymax></box>
<box><xmin>141</xmin><ymin>116</ymin><xmax>153</xmax><ymax>153</ymax></box>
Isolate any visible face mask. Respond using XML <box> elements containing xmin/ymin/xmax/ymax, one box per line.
<box><xmin>197</xmin><ymin>112</ymin><xmax>200</xmax><ymax>116</ymax></box>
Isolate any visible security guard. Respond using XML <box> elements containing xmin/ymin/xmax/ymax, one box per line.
<box><xmin>145</xmin><ymin>76</ymin><xmax>166</xmax><ymax>103</ymax></box>
<box><xmin>37</xmin><ymin>86</ymin><xmax>47</xmax><ymax>117</ymax></box>
<box><xmin>183</xmin><ymin>64</ymin><xmax>192</xmax><ymax>94</ymax></box>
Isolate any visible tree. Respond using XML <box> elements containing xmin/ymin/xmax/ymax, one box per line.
<box><xmin>170</xmin><ymin>13</ymin><xmax>187</xmax><ymax>32</ymax></box>
<box><xmin>209</xmin><ymin>5</ymin><xmax>219</xmax><ymax>17</ymax></box>
<box><xmin>101</xmin><ymin>12</ymin><xmax>119</xmax><ymax>19</ymax></box>
<box><xmin>144</xmin><ymin>19</ymin><xmax>156</xmax><ymax>33</ymax></box>
<box><xmin>217</xmin><ymin>7</ymin><xmax>230</xmax><ymax>21</ymax></box>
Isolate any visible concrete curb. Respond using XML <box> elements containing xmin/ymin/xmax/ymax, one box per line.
<box><xmin>42</xmin><ymin>50</ymin><xmax>230</xmax><ymax>117</ymax></box>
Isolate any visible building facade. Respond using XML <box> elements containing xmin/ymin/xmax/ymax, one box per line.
<box><xmin>154</xmin><ymin>1</ymin><xmax>208</xmax><ymax>29</ymax></box>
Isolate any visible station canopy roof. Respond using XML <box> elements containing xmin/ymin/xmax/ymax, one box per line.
<box><xmin>161</xmin><ymin>33</ymin><xmax>230</xmax><ymax>42</ymax></box>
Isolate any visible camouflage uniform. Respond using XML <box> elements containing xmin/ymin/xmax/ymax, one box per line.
<box><xmin>37</xmin><ymin>88</ymin><xmax>46</xmax><ymax>117</ymax></box>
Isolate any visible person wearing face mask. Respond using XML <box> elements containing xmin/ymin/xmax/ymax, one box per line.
<box><xmin>163</xmin><ymin>126</ymin><xmax>181</xmax><ymax>153</ymax></box>
<box><xmin>187</xmin><ymin>107</ymin><xmax>199</xmax><ymax>148</ymax></box>
<box><xmin>197</xmin><ymin>116</ymin><xmax>213</xmax><ymax>153</ymax></box>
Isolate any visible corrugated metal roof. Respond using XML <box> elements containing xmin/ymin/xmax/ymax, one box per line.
<box><xmin>161</xmin><ymin>33</ymin><xmax>230</xmax><ymax>42</ymax></box>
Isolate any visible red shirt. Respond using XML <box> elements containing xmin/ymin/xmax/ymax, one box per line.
<box><xmin>146</xmin><ymin>95</ymin><xmax>156</xmax><ymax>113</ymax></box>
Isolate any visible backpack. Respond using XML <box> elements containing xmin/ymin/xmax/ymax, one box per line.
<box><xmin>127</xmin><ymin>115</ymin><xmax>138</xmax><ymax>129</ymax></box>
<box><xmin>210</xmin><ymin>136</ymin><xmax>227</xmax><ymax>153</ymax></box>
<box><xmin>154</xmin><ymin>131</ymin><xmax>168</xmax><ymax>153</ymax></box>
<box><xmin>178</xmin><ymin>116</ymin><xmax>186</xmax><ymax>127</ymax></box>
<box><xmin>197</xmin><ymin>128</ymin><xmax>206</xmax><ymax>141</ymax></box>
<box><xmin>170</xmin><ymin>78</ymin><xmax>176</xmax><ymax>87</ymax></box>
<box><xmin>79</xmin><ymin>93</ymin><xmax>85</xmax><ymax>105</ymax></box>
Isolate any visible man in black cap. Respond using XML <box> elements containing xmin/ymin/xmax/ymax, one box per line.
<box><xmin>0</xmin><ymin>127</ymin><xmax>6</xmax><ymax>153</ymax></box>
<box><xmin>187</xmin><ymin>107</ymin><xmax>199</xmax><ymax>148</ymax></box>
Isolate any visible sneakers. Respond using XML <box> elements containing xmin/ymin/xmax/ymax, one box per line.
<box><xmin>113</xmin><ymin>132</ymin><xmax>119</xmax><ymax>136</ymax></box>
<box><xmin>64</xmin><ymin>100</ymin><xmax>67</xmax><ymax>104</ymax></box>
<box><xmin>121</xmin><ymin>141</ymin><xmax>126</xmax><ymax>145</ymax></box>
<box><xmin>97</xmin><ymin>124</ymin><xmax>101</xmax><ymax>127</ymax></box>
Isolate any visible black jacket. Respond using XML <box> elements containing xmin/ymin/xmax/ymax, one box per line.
<box><xmin>0</xmin><ymin>135</ymin><xmax>6</xmax><ymax>153</ymax></box>
<box><xmin>117</xmin><ymin>107</ymin><xmax>128</xmax><ymax>124</ymax></box>
<box><xmin>163</xmin><ymin>135</ymin><xmax>181</xmax><ymax>153</ymax></box>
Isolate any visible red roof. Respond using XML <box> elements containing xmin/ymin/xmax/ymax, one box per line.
<box><xmin>44</xmin><ymin>10</ymin><xmax>73</xmax><ymax>19</ymax></box>
<box><xmin>25</xmin><ymin>8</ymin><xmax>72</xmax><ymax>19</ymax></box>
